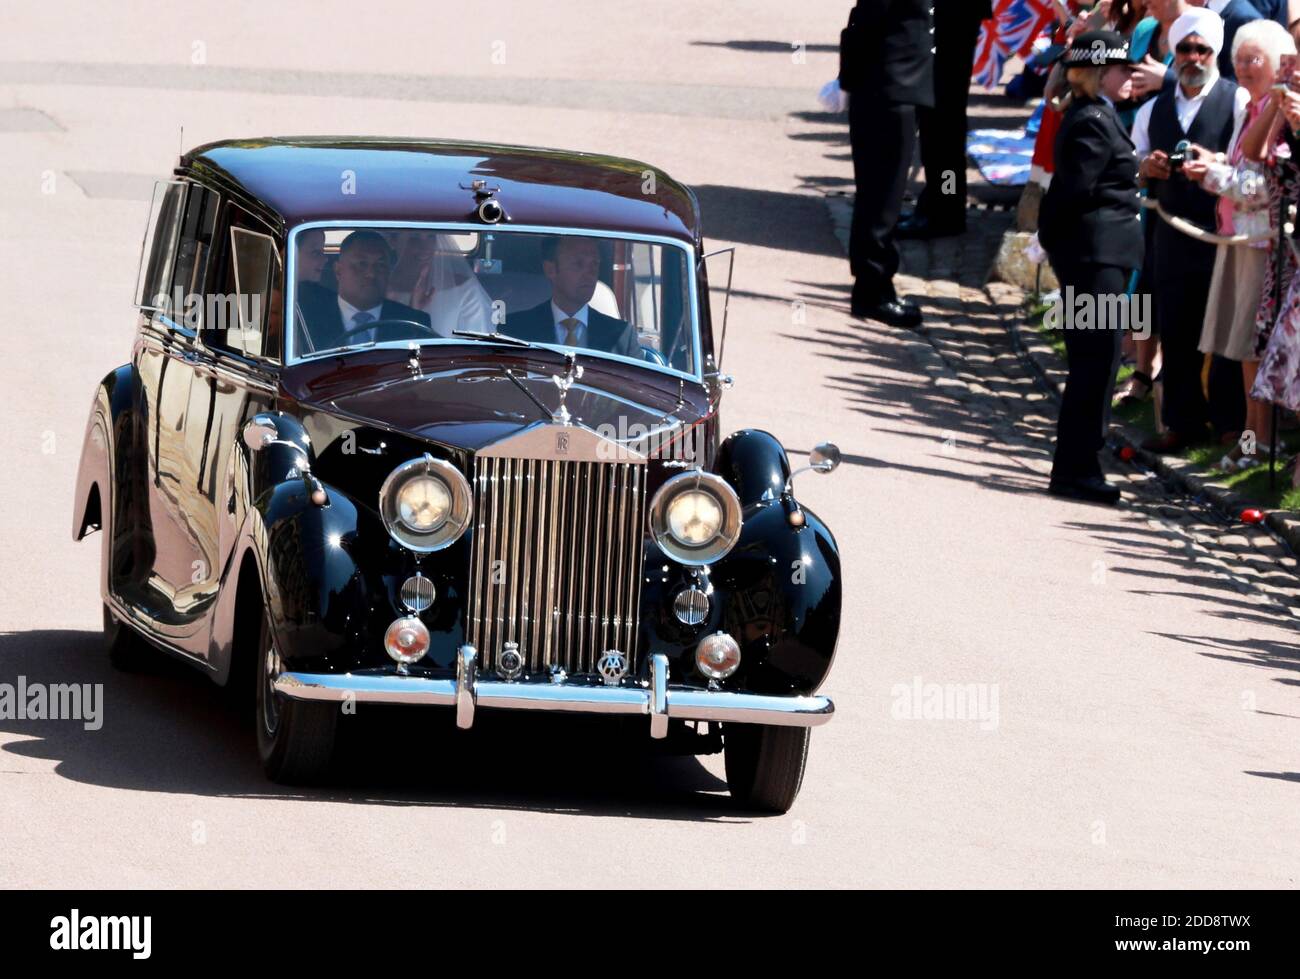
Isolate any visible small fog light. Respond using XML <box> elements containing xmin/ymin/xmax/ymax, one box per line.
<box><xmin>673</xmin><ymin>586</ymin><xmax>710</xmax><ymax>626</ymax></box>
<box><xmin>384</xmin><ymin>616</ymin><xmax>431</xmax><ymax>664</ymax></box>
<box><xmin>400</xmin><ymin>574</ymin><xmax>436</xmax><ymax>613</ymax></box>
<box><xmin>695</xmin><ymin>631</ymin><xmax>741</xmax><ymax>680</ymax></box>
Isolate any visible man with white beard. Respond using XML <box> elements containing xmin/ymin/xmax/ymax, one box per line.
<box><xmin>1131</xmin><ymin>6</ymin><xmax>1252</xmax><ymax>453</ymax></box>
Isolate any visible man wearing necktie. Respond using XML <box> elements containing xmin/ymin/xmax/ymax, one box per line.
<box><xmin>505</xmin><ymin>236</ymin><xmax>640</xmax><ymax>358</ymax></box>
<box><xmin>296</xmin><ymin>230</ymin><xmax>432</xmax><ymax>351</ymax></box>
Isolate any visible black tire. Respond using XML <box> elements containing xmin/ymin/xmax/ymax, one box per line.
<box><xmin>254</xmin><ymin>609</ymin><xmax>337</xmax><ymax>784</ymax></box>
<box><xmin>102</xmin><ymin>605</ymin><xmax>155</xmax><ymax>672</ymax></box>
<box><xmin>723</xmin><ymin>723</ymin><xmax>811</xmax><ymax>814</ymax></box>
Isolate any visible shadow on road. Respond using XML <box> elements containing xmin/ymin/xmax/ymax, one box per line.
<box><xmin>0</xmin><ymin>629</ymin><xmax>746</xmax><ymax>821</ymax></box>
<box><xmin>693</xmin><ymin>184</ymin><xmax>844</xmax><ymax>257</ymax></box>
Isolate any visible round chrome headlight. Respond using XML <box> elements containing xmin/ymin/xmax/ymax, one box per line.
<box><xmin>648</xmin><ymin>471</ymin><xmax>742</xmax><ymax>566</ymax></box>
<box><xmin>380</xmin><ymin>455</ymin><xmax>472</xmax><ymax>552</ymax></box>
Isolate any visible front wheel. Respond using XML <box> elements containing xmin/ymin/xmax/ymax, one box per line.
<box><xmin>723</xmin><ymin>723</ymin><xmax>810</xmax><ymax>814</ymax></box>
<box><xmin>254</xmin><ymin>610</ymin><xmax>337</xmax><ymax>784</ymax></box>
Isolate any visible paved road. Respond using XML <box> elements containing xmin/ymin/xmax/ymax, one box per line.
<box><xmin>1</xmin><ymin>1</ymin><xmax>1298</xmax><ymax>888</ymax></box>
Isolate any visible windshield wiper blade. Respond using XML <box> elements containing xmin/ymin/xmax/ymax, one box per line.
<box><xmin>452</xmin><ymin>329</ymin><xmax>533</xmax><ymax>348</ymax></box>
<box><xmin>331</xmin><ymin>339</ymin><xmax>380</xmax><ymax>354</ymax></box>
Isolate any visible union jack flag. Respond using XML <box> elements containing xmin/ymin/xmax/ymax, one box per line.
<box><xmin>971</xmin><ymin>0</ymin><xmax>1063</xmax><ymax>89</ymax></box>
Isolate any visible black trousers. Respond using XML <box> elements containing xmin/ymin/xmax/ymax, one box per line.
<box><xmin>914</xmin><ymin>11</ymin><xmax>983</xmax><ymax>222</ymax></box>
<box><xmin>849</xmin><ymin>96</ymin><xmax>917</xmax><ymax>302</ymax></box>
<box><xmin>1049</xmin><ymin>260</ymin><xmax>1127</xmax><ymax>482</ymax></box>
<box><xmin>1153</xmin><ymin>222</ymin><xmax>1217</xmax><ymax>436</ymax></box>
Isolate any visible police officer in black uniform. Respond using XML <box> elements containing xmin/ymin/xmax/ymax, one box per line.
<box><xmin>1038</xmin><ymin>31</ymin><xmax>1145</xmax><ymax>506</ymax></box>
<box><xmin>840</xmin><ymin>1</ymin><xmax>936</xmax><ymax>328</ymax></box>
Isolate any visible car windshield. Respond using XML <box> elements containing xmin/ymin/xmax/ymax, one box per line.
<box><xmin>288</xmin><ymin>225</ymin><xmax>698</xmax><ymax>375</ymax></box>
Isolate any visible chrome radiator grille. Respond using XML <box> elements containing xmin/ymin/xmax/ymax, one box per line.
<box><xmin>467</xmin><ymin>457</ymin><xmax>647</xmax><ymax>676</ymax></box>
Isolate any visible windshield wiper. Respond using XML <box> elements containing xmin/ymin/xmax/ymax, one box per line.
<box><xmin>331</xmin><ymin>339</ymin><xmax>380</xmax><ymax>354</ymax></box>
<box><xmin>452</xmin><ymin>329</ymin><xmax>533</xmax><ymax>348</ymax></box>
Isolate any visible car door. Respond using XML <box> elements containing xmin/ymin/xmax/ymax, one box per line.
<box><xmin>131</xmin><ymin>179</ymin><xmax>221</xmax><ymax>645</ymax></box>
<box><xmin>189</xmin><ymin>204</ymin><xmax>284</xmax><ymax>613</ymax></box>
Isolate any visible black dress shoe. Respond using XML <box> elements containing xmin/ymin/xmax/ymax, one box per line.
<box><xmin>895</xmin><ymin>213</ymin><xmax>966</xmax><ymax>240</ymax></box>
<box><xmin>1047</xmin><ymin>475</ymin><xmax>1121</xmax><ymax>506</ymax></box>
<box><xmin>852</xmin><ymin>297</ymin><xmax>923</xmax><ymax>328</ymax></box>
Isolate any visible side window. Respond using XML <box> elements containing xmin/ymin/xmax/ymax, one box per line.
<box><xmin>205</xmin><ymin>209</ymin><xmax>283</xmax><ymax>363</ymax></box>
<box><xmin>170</xmin><ymin>186</ymin><xmax>220</xmax><ymax>329</ymax></box>
<box><xmin>134</xmin><ymin>181</ymin><xmax>186</xmax><ymax>313</ymax></box>
<box><xmin>230</xmin><ymin>227</ymin><xmax>280</xmax><ymax>360</ymax></box>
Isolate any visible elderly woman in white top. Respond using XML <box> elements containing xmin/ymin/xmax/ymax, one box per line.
<box><xmin>1183</xmin><ymin>18</ymin><xmax>1297</xmax><ymax>470</ymax></box>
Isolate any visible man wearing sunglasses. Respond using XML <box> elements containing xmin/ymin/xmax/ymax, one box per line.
<box><xmin>1132</xmin><ymin>7</ymin><xmax>1252</xmax><ymax>453</ymax></box>
<box><xmin>1187</xmin><ymin>0</ymin><xmax>1264</xmax><ymax>80</ymax></box>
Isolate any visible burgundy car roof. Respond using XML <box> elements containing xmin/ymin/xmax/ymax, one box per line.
<box><xmin>181</xmin><ymin>137</ymin><xmax>701</xmax><ymax>244</ymax></box>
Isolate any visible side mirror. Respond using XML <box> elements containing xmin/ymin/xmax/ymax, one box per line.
<box><xmin>241</xmin><ymin>416</ymin><xmax>279</xmax><ymax>451</ymax></box>
<box><xmin>784</xmin><ymin>441</ymin><xmax>841</xmax><ymax>495</ymax></box>
<box><xmin>704</xmin><ymin>370</ymin><xmax>734</xmax><ymax>403</ymax></box>
<box><xmin>242</xmin><ymin>414</ymin><xmax>310</xmax><ymax>460</ymax></box>
<box><xmin>808</xmin><ymin>441</ymin><xmax>841</xmax><ymax>474</ymax></box>
<box><xmin>241</xmin><ymin>414</ymin><xmax>325</xmax><ymax>505</ymax></box>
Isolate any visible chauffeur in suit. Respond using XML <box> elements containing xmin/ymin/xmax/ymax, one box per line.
<box><xmin>840</xmin><ymin>0</ymin><xmax>936</xmax><ymax>328</ymax></box>
<box><xmin>504</xmin><ymin>236</ymin><xmax>639</xmax><ymax>358</ymax></box>
<box><xmin>1038</xmin><ymin>31</ymin><xmax>1146</xmax><ymax>506</ymax></box>
<box><xmin>897</xmin><ymin>0</ymin><xmax>993</xmax><ymax>239</ymax></box>
<box><xmin>297</xmin><ymin>230</ymin><xmax>431</xmax><ymax>351</ymax></box>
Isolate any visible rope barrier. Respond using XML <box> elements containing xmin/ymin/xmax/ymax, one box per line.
<box><xmin>1139</xmin><ymin>197</ymin><xmax>1274</xmax><ymax>246</ymax></box>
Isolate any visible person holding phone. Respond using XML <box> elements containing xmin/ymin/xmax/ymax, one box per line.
<box><xmin>1250</xmin><ymin>51</ymin><xmax>1300</xmax><ymax>483</ymax></box>
<box><xmin>1182</xmin><ymin>21</ymin><xmax>1297</xmax><ymax>469</ymax></box>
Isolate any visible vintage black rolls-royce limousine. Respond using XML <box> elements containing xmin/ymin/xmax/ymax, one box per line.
<box><xmin>72</xmin><ymin>137</ymin><xmax>842</xmax><ymax>812</ymax></box>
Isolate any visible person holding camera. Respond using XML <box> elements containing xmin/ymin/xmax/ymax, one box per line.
<box><xmin>1039</xmin><ymin>31</ymin><xmax>1146</xmax><ymax>505</ymax></box>
<box><xmin>1132</xmin><ymin>7</ymin><xmax>1251</xmax><ymax>452</ymax></box>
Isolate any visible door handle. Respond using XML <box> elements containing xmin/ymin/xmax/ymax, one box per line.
<box><xmin>176</xmin><ymin>349</ymin><xmax>215</xmax><ymax>377</ymax></box>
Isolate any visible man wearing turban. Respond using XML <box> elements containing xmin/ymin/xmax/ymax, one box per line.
<box><xmin>1131</xmin><ymin>7</ymin><xmax>1252</xmax><ymax>452</ymax></box>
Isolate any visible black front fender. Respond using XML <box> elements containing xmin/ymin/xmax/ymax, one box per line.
<box><xmin>694</xmin><ymin>429</ymin><xmax>843</xmax><ymax>694</ymax></box>
<box><xmin>710</xmin><ymin>498</ymin><xmax>841</xmax><ymax>695</ymax></box>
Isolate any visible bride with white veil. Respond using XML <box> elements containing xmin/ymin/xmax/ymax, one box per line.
<box><xmin>386</xmin><ymin>231</ymin><xmax>494</xmax><ymax>336</ymax></box>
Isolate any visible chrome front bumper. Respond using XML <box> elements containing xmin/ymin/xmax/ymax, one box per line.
<box><xmin>273</xmin><ymin>647</ymin><xmax>834</xmax><ymax>738</ymax></box>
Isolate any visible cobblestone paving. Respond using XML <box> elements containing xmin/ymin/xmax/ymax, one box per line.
<box><xmin>827</xmin><ymin>196</ymin><xmax>1300</xmax><ymax>627</ymax></box>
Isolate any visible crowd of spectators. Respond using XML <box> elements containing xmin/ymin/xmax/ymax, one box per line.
<box><xmin>1032</xmin><ymin>1</ymin><xmax>1300</xmax><ymax>488</ymax></box>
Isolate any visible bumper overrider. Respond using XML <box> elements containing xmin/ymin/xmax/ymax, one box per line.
<box><xmin>273</xmin><ymin>647</ymin><xmax>834</xmax><ymax>737</ymax></box>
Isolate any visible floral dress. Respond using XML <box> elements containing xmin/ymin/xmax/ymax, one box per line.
<box><xmin>1253</xmin><ymin>145</ymin><xmax>1300</xmax><ymax>411</ymax></box>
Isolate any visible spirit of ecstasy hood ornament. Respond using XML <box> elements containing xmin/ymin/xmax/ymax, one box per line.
<box><xmin>551</xmin><ymin>352</ymin><xmax>583</xmax><ymax>425</ymax></box>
